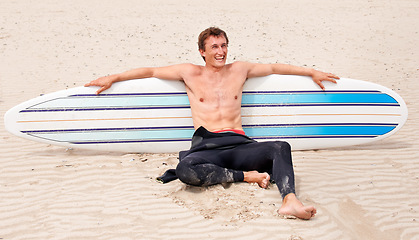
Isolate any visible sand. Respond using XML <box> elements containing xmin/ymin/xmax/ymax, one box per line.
<box><xmin>1</xmin><ymin>0</ymin><xmax>418</xmax><ymax>239</ymax></box>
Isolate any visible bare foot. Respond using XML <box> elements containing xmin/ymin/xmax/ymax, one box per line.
<box><xmin>278</xmin><ymin>193</ymin><xmax>317</xmax><ymax>220</ymax></box>
<box><xmin>243</xmin><ymin>171</ymin><xmax>270</xmax><ymax>188</ymax></box>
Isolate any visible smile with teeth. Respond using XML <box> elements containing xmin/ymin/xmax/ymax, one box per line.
<box><xmin>215</xmin><ymin>56</ymin><xmax>225</xmax><ymax>61</ymax></box>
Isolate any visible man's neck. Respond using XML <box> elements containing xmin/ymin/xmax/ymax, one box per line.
<box><xmin>204</xmin><ymin>63</ymin><xmax>226</xmax><ymax>73</ymax></box>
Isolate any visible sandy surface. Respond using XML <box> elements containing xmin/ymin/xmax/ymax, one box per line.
<box><xmin>1</xmin><ymin>0</ymin><xmax>418</xmax><ymax>239</ymax></box>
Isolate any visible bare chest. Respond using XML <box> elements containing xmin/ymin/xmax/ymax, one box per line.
<box><xmin>186</xmin><ymin>76</ymin><xmax>244</xmax><ymax>105</ymax></box>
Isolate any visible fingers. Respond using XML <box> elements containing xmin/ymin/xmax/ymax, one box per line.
<box><xmin>312</xmin><ymin>71</ymin><xmax>339</xmax><ymax>90</ymax></box>
<box><xmin>327</xmin><ymin>77</ymin><xmax>337</xmax><ymax>84</ymax></box>
<box><xmin>330</xmin><ymin>73</ymin><xmax>340</xmax><ymax>79</ymax></box>
<box><xmin>318</xmin><ymin>82</ymin><xmax>325</xmax><ymax>90</ymax></box>
<box><xmin>84</xmin><ymin>77</ymin><xmax>111</xmax><ymax>94</ymax></box>
<box><xmin>326</xmin><ymin>73</ymin><xmax>340</xmax><ymax>82</ymax></box>
<box><xmin>84</xmin><ymin>79</ymin><xmax>99</xmax><ymax>87</ymax></box>
<box><xmin>320</xmin><ymin>73</ymin><xmax>339</xmax><ymax>87</ymax></box>
<box><xmin>96</xmin><ymin>86</ymin><xmax>108</xmax><ymax>95</ymax></box>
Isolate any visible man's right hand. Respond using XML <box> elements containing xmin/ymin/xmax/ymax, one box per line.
<box><xmin>84</xmin><ymin>74</ymin><xmax>119</xmax><ymax>95</ymax></box>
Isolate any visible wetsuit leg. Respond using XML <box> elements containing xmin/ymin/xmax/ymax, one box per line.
<box><xmin>176</xmin><ymin>149</ymin><xmax>244</xmax><ymax>187</ymax></box>
<box><xmin>176</xmin><ymin>140</ymin><xmax>295</xmax><ymax>199</ymax></box>
<box><xmin>218</xmin><ymin>141</ymin><xmax>295</xmax><ymax>199</ymax></box>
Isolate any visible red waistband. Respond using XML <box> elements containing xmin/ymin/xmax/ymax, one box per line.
<box><xmin>213</xmin><ymin>129</ymin><xmax>246</xmax><ymax>135</ymax></box>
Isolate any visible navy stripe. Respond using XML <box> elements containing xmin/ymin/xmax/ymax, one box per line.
<box><xmin>69</xmin><ymin>90</ymin><xmax>381</xmax><ymax>97</ymax></box>
<box><xmin>20</xmin><ymin>105</ymin><xmax>191</xmax><ymax>112</ymax></box>
<box><xmin>71</xmin><ymin>138</ymin><xmax>193</xmax><ymax>144</ymax></box>
<box><xmin>241</xmin><ymin>103</ymin><xmax>400</xmax><ymax>107</ymax></box>
<box><xmin>243</xmin><ymin>90</ymin><xmax>382</xmax><ymax>94</ymax></box>
<box><xmin>22</xmin><ymin>126</ymin><xmax>195</xmax><ymax>133</ymax></box>
<box><xmin>69</xmin><ymin>92</ymin><xmax>187</xmax><ymax>97</ymax></box>
<box><xmin>244</xmin><ymin>123</ymin><xmax>397</xmax><ymax>127</ymax></box>
<box><xmin>19</xmin><ymin>102</ymin><xmax>400</xmax><ymax>113</ymax></box>
<box><xmin>252</xmin><ymin>135</ymin><xmax>378</xmax><ymax>140</ymax></box>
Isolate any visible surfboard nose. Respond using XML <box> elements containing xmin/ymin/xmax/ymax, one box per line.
<box><xmin>4</xmin><ymin>105</ymin><xmax>20</xmax><ymax>136</ymax></box>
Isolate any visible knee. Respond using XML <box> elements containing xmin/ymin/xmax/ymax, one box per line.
<box><xmin>264</xmin><ymin>141</ymin><xmax>291</xmax><ymax>153</ymax></box>
<box><xmin>275</xmin><ymin>141</ymin><xmax>291</xmax><ymax>152</ymax></box>
<box><xmin>176</xmin><ymin>159</ymin><xmax>203</xmax><ymax>186</ymax></box>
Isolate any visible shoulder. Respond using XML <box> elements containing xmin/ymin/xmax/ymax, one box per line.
<box><xmin>229</xmin><ymin>61</ymin><xmax>257</xmax><ymax>75</ymax></box>
<box><xmin>167</xmin><ymin>63</ymin><xmax>203</xmax><ymax>78</ymax></box>
<box><xmin>178</xmin><ymin>63</ymin><xmax>203</xmax><ymax>74</ymax></box>
<box><xmin>231</xmin><ymin>61</ymin><xmax>250</xmax><ymax>68</ymax></box>
<box><xmin>230</xmin><ymin>61</ymin><xmax>257</xmax><ymax>71</ymax></box>
<box><xmin>174</xmin><ymin>63</ymin><xmax>205</xmax><ymax>82</ymax></box>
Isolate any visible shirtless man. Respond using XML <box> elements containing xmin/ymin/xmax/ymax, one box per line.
<box><xmin>85</xmin><ymin>27</ymin><xmax>339</xmax><ymax>220</ymax></box>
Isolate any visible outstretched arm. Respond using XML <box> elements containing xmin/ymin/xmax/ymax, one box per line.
<box><xmin>244</xmin><ymin>62</ymin><xmax>339</xmax><ymax>90</ymax></box>
<box><xmin>85</xmin><ymin>64</ymin><xmax>192</xmax><ymax>94</ymax></box>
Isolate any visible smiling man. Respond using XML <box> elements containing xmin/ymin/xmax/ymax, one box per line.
<box><xmin>85</xmin><ymin>27</ymin><xmax>339</xmax><ymax>220</ymax></box>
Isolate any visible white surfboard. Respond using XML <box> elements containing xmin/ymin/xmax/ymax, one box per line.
<box><xmin>4</xmin><ymin>75</ymin><xmax>408</xmax><ymax>153</ymax></box>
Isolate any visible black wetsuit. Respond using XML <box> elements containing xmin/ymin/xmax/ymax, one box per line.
<box><xmin>159</xmin><ymin>126</ymin><xmax>296</xmax><ymax>199</ymax></box>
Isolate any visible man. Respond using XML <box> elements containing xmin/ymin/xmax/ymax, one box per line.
<box><xmin>85</xmin><ymin>27</ymin><xmax>339</xmax><ymax>220</ymax></box>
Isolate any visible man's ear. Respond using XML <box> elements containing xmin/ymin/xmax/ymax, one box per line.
<box><xmin>199</xmin><ymin>48</ymin><xmax>205</xmax><ymax>58</ymax></box>
<box><xmin>199</xmin><ymin>48</ymin><xmax>206</xmax><ymax>62</ymax></box>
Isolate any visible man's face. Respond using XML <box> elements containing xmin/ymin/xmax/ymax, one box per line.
<box><xmin>200</xmin><ymin>35</ymin><xmax>228</xmax><ymax>67</ymax></box>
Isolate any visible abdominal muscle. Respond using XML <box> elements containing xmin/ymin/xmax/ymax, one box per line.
<box><xmin>188</xmin><ymin>92</ymin><xmax>244</xmax><ymax>132</ymax></box>
<box><xmin>191</xmin><ymin>107</ymin><xmax>243</xmax><ymax>132</ymax></box>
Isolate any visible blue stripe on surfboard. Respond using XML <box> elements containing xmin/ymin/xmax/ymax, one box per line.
<box><xmin>244</xmin><ymin>125</ymin><xmax>396</xmax><ymax>137</ymax></box>
<box><xmin>26</xmin><ymin>128</ymin><xmax>196</xmax><ymax>142</ymax></box>
<box><xmin>23</xmin><ymin>125</ymin><xmax>397</xmax><ymax>144</ymax></box>
<box><xmin>241</xmin><ymin>93</ymin><xmax>397</xmax><ymax>104</ymax></box>
<box><xmin>70</xmin><ymin>135</ymin><xmax>379</xmax><ymax>144</ymax></box>
<box><xmin>19</xmin><ymin>103</ymin><xmax>400</xmax><ymax>112</ymax></box>
<box><xmin>20</xmin><ymin>92</ymin><xmax>399</xmax><ymax>112</ymax></box>
<box><xmin>27</xmin><ymin>95</ymin><xmax>191</xmax><ymax>109</ymax></box>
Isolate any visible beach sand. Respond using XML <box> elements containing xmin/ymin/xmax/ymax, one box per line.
<box><xmin>1</xmin><ymin>0</ymin><xmax>418</xmax><ymax>239</ymax></box>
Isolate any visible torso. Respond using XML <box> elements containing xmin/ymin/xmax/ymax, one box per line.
<box><xmin>182</xmin><ymin>62</ymin><xmax>248</xmax><ymax>132</ymax></box>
